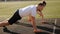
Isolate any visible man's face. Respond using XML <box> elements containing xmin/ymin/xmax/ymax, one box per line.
<box><xmin>37</xmin><ymin>5</ymin><xmax>45</xmax><ymax>11</ymax></box>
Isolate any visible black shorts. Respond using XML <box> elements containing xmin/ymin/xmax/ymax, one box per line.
<box><xmin>8</xmin><ymin>9</ymin><xmax>22</xmax><ymax>25</ymax></box>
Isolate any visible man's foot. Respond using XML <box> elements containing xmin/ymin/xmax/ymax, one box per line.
<box><xmin>3</xmin><ymin>26</ymin><xmax>10</xmax><ymax>32</ymax></box>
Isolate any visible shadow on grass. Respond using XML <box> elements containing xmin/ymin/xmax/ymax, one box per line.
<box><xmin>15</xmin><ymin>22</ymin><xmax>60</xmax><ymax>34</ymax></box>
<box><xmin>3</xmin><ymin>26</ymin><xmax>20</xmax><ymax>34</ymax></box>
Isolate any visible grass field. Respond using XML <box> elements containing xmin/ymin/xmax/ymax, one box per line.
<box><xmin>0</xmin><ymin>0</ymin><xmax>60</xmax><ymax>20</ymax></box>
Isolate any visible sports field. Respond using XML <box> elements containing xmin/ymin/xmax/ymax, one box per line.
<box><xmin>0</xmin><ymin>0</ymin><xmax>60</xmax><ymax>34</ymax></box>
<box><xmin>0</xmin><ymin>0</ymin><xmax>60</xmax><ymax>19</ymax></box>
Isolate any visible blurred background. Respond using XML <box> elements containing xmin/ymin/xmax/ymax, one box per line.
<box><xmin>0</xmin><ymin>0</ymin><xmax>60</xmax><ymax>20</ymax></box>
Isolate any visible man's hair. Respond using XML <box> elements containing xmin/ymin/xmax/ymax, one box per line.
<box><xmin>38</xmin><ymin>1</ymin><xmax>46</xmax><ymax>6</ymax></box>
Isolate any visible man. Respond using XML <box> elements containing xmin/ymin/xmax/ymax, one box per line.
<box><xmin>0</xmin><ymin>0</ymin><xmax>46</xmax><ymax>33</ymax></box>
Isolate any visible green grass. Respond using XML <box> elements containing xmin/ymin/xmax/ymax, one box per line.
<box><xmin>0</xmin><ymin>0</ymin><xmax>60</xmax><ymax>19</ymax></box>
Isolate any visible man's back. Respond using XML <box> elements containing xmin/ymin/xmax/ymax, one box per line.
<box><xmin>19</xmin><ymin>5</ymin><xmax>37</xmax><ymax>17</ymax></box>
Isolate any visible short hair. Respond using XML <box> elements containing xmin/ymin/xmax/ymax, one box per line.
<box><xmin>38</xmin><ymin>1</ymin><xmax>46</xmax><ymax>6</ymax></box>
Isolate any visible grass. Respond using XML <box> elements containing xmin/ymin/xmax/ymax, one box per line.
<box><xmin>0</xmin><ymin>0</ymin><xmax>60</xmax><ymax>20</ymax></box>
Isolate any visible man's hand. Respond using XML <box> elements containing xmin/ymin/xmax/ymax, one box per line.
<box><xmin>37</xmin><ymin>11</ymin><xmax>46</xmax><ymax>24</ymax></box>
<box><xmin>28</xmin><ymin>15</ymin><xmax>41</xmax><ymax>32</ymax></box>
<box><xmin>33</xmin><ymin>29</ymin><xmax>42</xmax><ymax>32</ymax></box>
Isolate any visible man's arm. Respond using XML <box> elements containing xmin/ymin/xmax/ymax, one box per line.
<box><xmin>37</xmin><ymin>11</ymin><xmax>44</xmax><ymax>18</ymax></box>
<box><xmin>28</xmin><ymin>15</ymin><xmax>41</xmax><ymax>32</ymax></box>
<box><xmin>37</xmin><ymin>11</ymin><xmax>45</xmax><ymax>23</ymax></box>
<box><xmin>28</xmin><ymin>15</ymin><xmax>31</xmax><ymax>22</ymax></box>
<box><xmin>28</xmin><ymin>15</ymin><xmax>37</xmax><ymax>31</ymax></box>
<box><xmin>39</xmin><ymin>11</ymin><xmax>44</xmax><ymax>20</ymax></box>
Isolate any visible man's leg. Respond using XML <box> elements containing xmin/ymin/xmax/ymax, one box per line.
<box><xmin>0</xmin><ymin>20</ymin><xmax>10</xmax><ymax>27</ymax></box>
<box><xmin>0</xmin><ymin>9</ymin><xmax>21</xmax><ymax>27</ymax></box>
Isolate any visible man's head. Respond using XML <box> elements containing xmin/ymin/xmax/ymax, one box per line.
<box><xmin>37</xmin><ymin>1</ymin><xmax>46</xmax><ymax>11</ymax></box>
